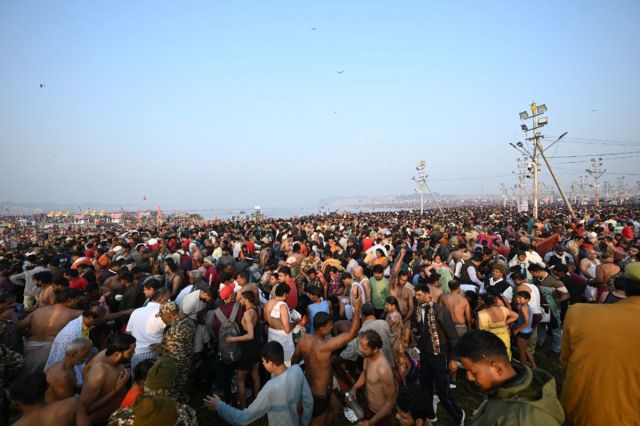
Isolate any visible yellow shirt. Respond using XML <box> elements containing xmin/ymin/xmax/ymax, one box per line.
<box><xmin>561</xmin><ymin>298</ymin><xmax>640</xmax><ymax>426</ymax></box>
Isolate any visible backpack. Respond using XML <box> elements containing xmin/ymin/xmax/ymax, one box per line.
<box><xmin>214</xmin><ymin>303</ymin><xmax>243</xmax><ymax>364</ymax></box>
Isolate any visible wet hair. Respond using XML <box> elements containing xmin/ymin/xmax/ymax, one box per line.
<box><xmin>152</xmin><ymin>287</ymin><xmax>170</xmax><ymax>301</ymax></box>
<box><xmin>385</xmin><ymin>296</ymin><xmax>399</xmax><ymax>308</ymax></box>
<box><xmin>274</xmin><ymin>283</ymin><xmax>290</xmax><ymax>297</ymax></box>
<box><xmin>164</xmin><ymin>258</ymin><xmax>178</xmax><ymax>272</ymax></box>
<box><xmin>105</xmin><ymin>333</ymin><xmax>136</xmax><ymax>356</ymax></box>
<box><xmin>33</xmin><ymin>271</ymin><xmax>52</xmax><ymax>283</ymax></box>
<box><xmin>307</xmin><ymin>286</ymin><xmax>323</xmax><ymax>298</ymax></box>
<box><xmin>313</xmin><ymin>311</ymin><xmax>332</xmax><ymax>331</ymax></box>
<box><xmin>240</xmin><ymin>290</ymin><xmax>256</xmax><ymax>305</ymax></box>
<box><xmin>455</xmin><ymin>329</ymin><xmax>508</xmax><ymax>361</ymax></box>
<box><xmin>218</xmin><ymin>272</ymin><xmax>233</xmax><ymax>284</ymax></box>
<box><xmin>553</xmin><ymin>264</ymin><xmax>569</xmax><ymax>274</ymax></box>
<box><xmin>8</xmin><ymin>372</ymin><xmax>47</xmax><ymax>405</ymax></box>
<box><xmin>144</xmin><ymin>278</ymin><xmax>162</xmax><ymax>289</ymax></box>
<box><xmin>449</xmin><ymin>279</ymin><xmax>461</xmax><ymax>290</ymax></box>
<box><xmin>119</xmin><ymin>270</ymin><xmax>134</xmax><ymax>282</ymax></box>
<box><xmin>83</xmin><ymin>302</ymin><xmax>106</xmax><ymax>319</ymax></box>
<box><xmin>134</xmin><ymin>358</ymin><xmax>156</xmax><ymax>383</ymax></box>
<box><xmin>396</xmin><ymin>385</ymin><xmax>430</xmax><ymax>421</ymax></box>
<box><xmin>372</xmin><ymin>265</ymin><xmax>385</xmax><ymax>274</ymax></box>
<box><xmin>415</xmin><ymin>284</ymin><xmax>430</xmax><ymax>294</ymax></box>
<box><xmin>278</xmin><ymin>266</ymin><xmax>292</xmax><ymax>277</ymax></box>
<box><xmin>481</xmin><ymin>293</ymin><xmax>497</xmax><ymax>306</ymax></box>
<box><xmin>361</xmin><ymin>303</ymin><xmax>375</xmax><ymax>317</ymax></box>
<box><xmin>261</xmin><ymin>341</ymin><xmax>285</xmax><ymax>366</ymax></box>
<box><xmin>359</xmin><ymin>329</ymin><xmax>383</xmax><ymax>350</ymax></box>
<box><xmin>510</xmin><ymin>272</ymin><xmax>525</xmax><ymax>282</ymax></box>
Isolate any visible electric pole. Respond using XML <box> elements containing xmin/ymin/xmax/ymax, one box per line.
<box><xmin>511</xmin><ymin>102</ymin><xmax>574</xmax><ymax>220</ymax></box>
<box><xmin>617</xmin><ymin>176</ymin><xmax>627</xmax><ymax>204</ymax></box>
<box><xmin>570</xmin><ymin>181</ymin><xmax>578</xmax><ymax>205</ymax></box>
<box><xmin>604</xmin><ymin>181</ymin><xmax>612</xmax><ymax>203</ymax></box>
<box><xmin>513</xmin><ymin>157</ymin><xmax>529</xmax><ymax>213</ymax></box>
<box><xmin>586</xmin><ymin>157</ymin><xmax>605</xmax><ymax>208</ymax></box>
<box><xmin>412</xmin><ymin>160</ymin><xmax>444</xmax><ymax>217</ymax></box>
<box><xmin>412</xmin><ymin>161</ymin><xmax>426</xmax><ymax>215</ymax></box>
<box><xmin>579</xmin><ymin>176</ymin><xmax>588</xmax><ymax>206</ymax></box>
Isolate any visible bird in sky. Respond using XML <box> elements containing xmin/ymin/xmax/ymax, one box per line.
<box><xmin>337</xmin><ymin>71</ymin><xmax>344</xmax><ymax>74</ymax></box>
<box><xmin>311</xmin><ymin>27</ymin><xmax>317</xmax><ymax>30</ymax></box>
<box><xmin>591</xmin><ymin>109</ymin><xmax>598</xmax><ymax>112</ymax></box>
<box><xmin>39</xmin><ymin>84</ymin><xmax>46</xmax><ymax>88</ymax></box>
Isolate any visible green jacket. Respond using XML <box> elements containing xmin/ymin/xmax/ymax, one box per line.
<box><xmin>471</xmin><ymin>364</ymin><xmax>565</xmax><ymax>426</ymax></box>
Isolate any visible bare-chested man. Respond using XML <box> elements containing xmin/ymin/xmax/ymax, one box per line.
<box><xmin>439</xmin><ymin>280</ymin><xmax>472</xmax><ymax>336</ymax></box>
<box><xmin>79</xmin><ymin>333</ymin><xmax>135</xmax><ymax>423</ymax></box>
<box><xmin>33</xmin><ymin>271</ymin><xmax>57</xmax><ymax>307</ymax></box>
<box><xmin>18</xmin><ymin>288</ymin><xmax>81</xmax><ymax>374</ymax></box>
<box><xmin>353</xmin><ymin>266</ymin><xmax>372</xmax><ymax>304</ymax></box>
<box><xmin>9</xmin><ymin>373</ymin><xmax>90</xmax><ymax>426</ymax></box>
<box><xmin>349</xmin><ymin>329</ymin><xmax>396</xmax><ymax>426</ymax></box>
<box><xmin>45</xmin><ymin>337</ymin><xmax>92</xmax><ymax>402</ymax></box>
<box><xmin>389</xmin><ymin>247</ymin><xmax>414</xmax><ymax>346</ymax></box>
<box><xmin>292</xmin><ymin>291</ymin><xmax>361</xmax><ymax>426</ymax></box>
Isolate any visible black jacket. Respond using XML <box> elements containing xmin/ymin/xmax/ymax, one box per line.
<box><xmin>413</xmin><ymin>303</ymin><xmax>459</xmax><ymax>358</ymax></box>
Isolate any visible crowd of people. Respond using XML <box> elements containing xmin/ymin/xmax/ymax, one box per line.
<box><xmin>1</xmin><ymin>204</ymin><xmax>639</xmax><ymax>425</ymax></box>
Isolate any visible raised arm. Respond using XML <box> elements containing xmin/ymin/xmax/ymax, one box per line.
<box><xmin>389</xmin><ymin>247</ymin><xmax>406</xmax><ymax>289</ymax></box>
<box><xmin>323</xmin><ymin>291</ymin><xmax>362</xmax><ymax>352</ymax></box>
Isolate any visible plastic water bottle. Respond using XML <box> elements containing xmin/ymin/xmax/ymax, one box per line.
<box><xmin>344</xmin><ymin>392</ymin><xmax>364</xmax><ymax>420</ymax></box>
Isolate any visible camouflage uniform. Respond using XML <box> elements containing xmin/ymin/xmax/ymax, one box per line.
<box><xmin>107</xmin><ymin>403</ymin><xmax>198</xmax><ymax>426</ymax></box>
<box><xmin>1</xmin><ymin>344</ymin><xmax>25</xmax><ymax>424</ymax></box>
<box><xmin>160</xmin><ymin>315</ymin><xmax>196</xmax><ymax>401</ymax></box>
<box><xmin>0</xmin><ymin>319</ymin><xmax>21</xmax><ymax>353</ymax></box>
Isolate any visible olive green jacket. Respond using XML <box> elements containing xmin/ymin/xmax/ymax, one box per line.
<box><xmin>471</xmin><ymin>364</ymin><xmax>565</xmax><ymax>426</ymax></box>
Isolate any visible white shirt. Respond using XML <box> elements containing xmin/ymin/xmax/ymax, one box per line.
<box><xmin>126</xmin><ymin>302</ymin><xmax>165</xmax><ymax>354</ymax></box>
<box><xmin>175</xmin><ymin>285</ymin><xmax>194</xmax><ymax>306</ymax></box>
<box><xmin>521</xmin><ymin>283</ymin><xmax>542</xmax><ymax>314</ymax></box>
<box><xmin>180</xmin><ymin>290</ymin><xmax>206</xmax><ymax>320</ymax></box>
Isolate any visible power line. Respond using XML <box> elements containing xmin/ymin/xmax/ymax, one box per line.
<box><xmin>545</xmin><ymin>136</ymin><xmax>640</xmax><ymax>145</ymax></box>
<box><xmin>548</xmin><ymin>150</ymin><xmax>640</xmax><ymax>159</ymax></box>
<box><xmin>551</xmin><ymin>154</ymin><xmax>640</xmax><ymax>165</ymax></box>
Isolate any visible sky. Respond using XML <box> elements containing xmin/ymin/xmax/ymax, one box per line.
<box><xmin>1</xmin><ymin>0</ymin><xmax>639</xmax><ymax>212</ymax></box>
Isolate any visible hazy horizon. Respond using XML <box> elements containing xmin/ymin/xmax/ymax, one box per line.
<box><xmin>2</xmin><ymin>1</ymin><xmax>639</xmax><ymax>210</ymax></box>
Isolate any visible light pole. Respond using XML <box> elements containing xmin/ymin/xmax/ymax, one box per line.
<box><xmin>586</xmin><ymin>158</ymin><xmax>605</xmax><ymax>208</ymax></box>
<box><xmin>513</xmin><ymin>102</ymin><xmax>574</xmax><ymax>219</ymax></box>
<box><xmin>412</xmin><ymin>160</ymin><xmax>445</xmax><ymax>217</ymax></box>
<box><xmin>512</xmin><ymin>157</ymin><xmax>529</xmax><ymax>212</ymax></box>
<box><xmin>412</xmin><ymin>161</ymin><xmax>426</xmax><ymax>215</ymax></box>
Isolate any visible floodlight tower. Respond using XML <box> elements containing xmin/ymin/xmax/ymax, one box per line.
<box><xmin>512</xmin><ymin>157</ymin><xmax>529</xmax><ymax>212</ymax></box>
<box><xmin>603</xmin><ymin>181</ymin><xmax>612</xmax><ymax>203</ymax></box>
<box><xmin>617</xmin><ymin>176</ymin><xmax>627</xmax><ymax>203</ymax></box>
<box><xmin>586</xmin><ymin>158</ymin><xmax>605</xmax><ymax>208</ymax></box>
<box><xmin>412</xmin><ymin>160</ymin><xmax>426</xmax><ymax>215</ymax></box>
<box><xmin>513</xmin><ymin>102</ymin><xmax>574</xmax><ymax>219</ymax></box>
<box><xmin>412</xmin><ymin>160</ymin><xmax>445</xmax><ymax>217</ymax></box>
<box><xmin>579</xmin><ymin>176</ymin><xmax>588</xmax><ymax>206</ymax></box>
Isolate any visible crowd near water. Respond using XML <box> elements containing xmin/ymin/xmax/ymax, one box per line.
<box><xmin>1</xmin><ymin>204</ymin><xmax>639</xmax><ymax>425</ymax></box>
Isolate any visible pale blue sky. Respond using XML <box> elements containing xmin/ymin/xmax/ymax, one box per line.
<box><xmin>1</xmin><ymin>0</ymin><xmax>639</xmax><ymax>211</ymax></box>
